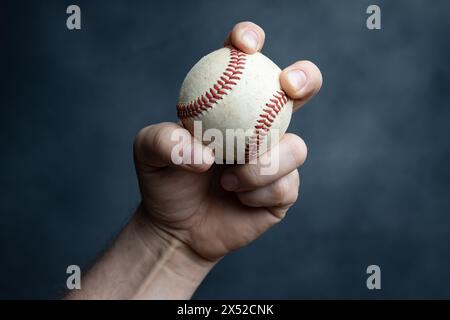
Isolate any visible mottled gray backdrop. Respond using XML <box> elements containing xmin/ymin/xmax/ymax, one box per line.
<box><xmin>1</xmin><ymin>0</ymin><xmax>450</xmax><ymax>299</ymax></box>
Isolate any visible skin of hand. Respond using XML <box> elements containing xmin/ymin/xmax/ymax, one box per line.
<box><xmin>66</xmin><ymin>21</ymin><xmax>323</xmax><ymax>300</ymax></box>
<box><xmin>135</xmin><ymin>21</ymin><xmax>322</xmax><ymax>262</ymax></box>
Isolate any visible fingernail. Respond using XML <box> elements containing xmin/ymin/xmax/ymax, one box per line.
<box><xmin>241</xmin><ymin>29</ymin><xmax>259</xmax><ymax>51</ymax></box>
<box><xmin>287</xmin><ymin>69</ymin><xmax>307</xmax><ymax>92</ymax></box>
<box><xmin>221</xmin><ymin>173</ymin><xmax>239</xmax><ymax>191</ymax></box>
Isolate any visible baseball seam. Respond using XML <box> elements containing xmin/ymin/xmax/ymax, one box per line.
<box><xmin>245</xmin><ymin>90</ymin><xmax>289</xmax><ymax>161</ymax></box>
<box><xmin>176</xmin><ymin>46</ymin><xmax>247</xmax><ymax>119</ymax></box>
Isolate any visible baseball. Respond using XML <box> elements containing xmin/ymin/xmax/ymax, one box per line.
<box><xmin>176</xmin><ymin>46</ymin><xmax>293</xmax><ymax>162</ymax></box>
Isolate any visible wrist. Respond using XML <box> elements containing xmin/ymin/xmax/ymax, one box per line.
<box><xmin>131</xmin><ymin>205</ymin><xmax>216</xmax><ymax>299</ymax></box>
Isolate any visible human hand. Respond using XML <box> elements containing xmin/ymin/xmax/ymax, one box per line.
<box><xmin>134</xmin><ymin>21</ymin><xmax>323</xmax><ymax>263</ymax></box>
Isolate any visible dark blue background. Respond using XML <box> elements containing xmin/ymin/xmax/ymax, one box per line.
<box><xmin>1</xmin><ymin>0</ymin><xmax>450</xmax><ymax>299</ymax></box>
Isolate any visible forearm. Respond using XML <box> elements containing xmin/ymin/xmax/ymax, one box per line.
<box><xmin>65</xmin><ymin>207</ymin><xmax>215</xmax><ymax>299</ymax></box>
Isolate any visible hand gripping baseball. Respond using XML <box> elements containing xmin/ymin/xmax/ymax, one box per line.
<box><xmin>134</xmin><ymin>22</ymin><xmax>323</xmax><ymax>262</ymax></box>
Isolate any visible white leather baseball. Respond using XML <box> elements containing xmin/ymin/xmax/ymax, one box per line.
<box><xmin>176</xmin><ymin>46</ymin><xmax>293</xmax><ymax>162</ymax></box>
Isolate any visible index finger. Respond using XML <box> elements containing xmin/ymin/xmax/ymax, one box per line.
<box><xmin>134</xmin><ymin>122</ymin><xmax>214</xmax><ymax>173</ymax></box>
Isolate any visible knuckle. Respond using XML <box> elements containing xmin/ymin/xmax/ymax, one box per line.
<box><xmin>271</xmin><ymin>178</ymin><xmax>289</xmax><ymax>202</ymax></box>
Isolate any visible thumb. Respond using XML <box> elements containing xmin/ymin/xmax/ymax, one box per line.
<box><xmin>134</xmin><ymin>122</ymin><xmax>214</xmax><ymax>172</ymax></box>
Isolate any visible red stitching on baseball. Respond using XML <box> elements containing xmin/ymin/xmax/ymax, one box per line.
<box><xmin>176</xmin><ymin>46</ymin><xmax>247</xmax><ymax>119</ymax></box>
<box><xmin>245</xmin><ymin>90</ymin><xmax>290</xmax><ymax>162</ymax></box>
